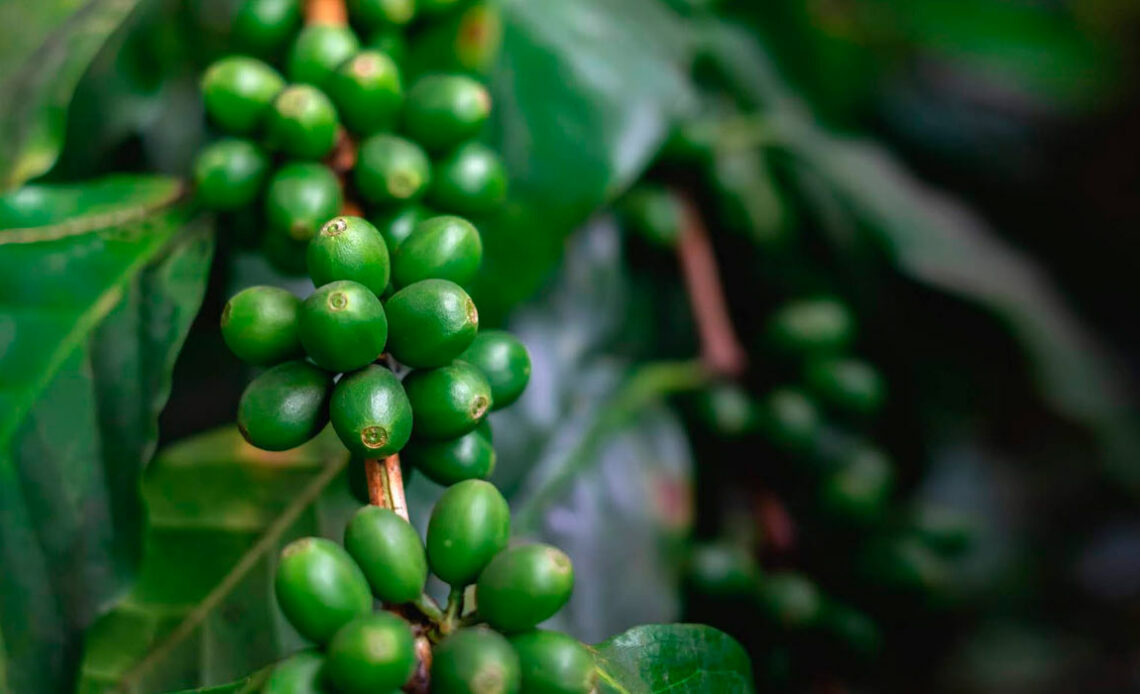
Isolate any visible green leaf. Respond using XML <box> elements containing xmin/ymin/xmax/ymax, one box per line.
<box><xmin>473</xmin><ymin>0</ymin><xmax>694</xmax><ymax>321</ymax></box>
<box><xmin>162</xmin><ymin>668</ymin><xmax>270</xmax><ymax>694</ymax></box>
<box><xmin>0</xmin><ymin>0</ymin><xmax>147</xmax><ymax>189</ymax></box>
<box><xmin>0</xmin><ymin>175</ymin><xmax>211</xmax><ymax>694</ymax></box>
<box><xmin>592</xmin><ymin>624</ymin><xmax>754</xmax><ymax>694</ymax></box>
<box><xmin>78</xmin><ymin>427</ymin><xmax>356</xmax><ymax>694</ymax></box>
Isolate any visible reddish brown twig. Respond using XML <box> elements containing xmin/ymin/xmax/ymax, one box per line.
<box><xmin>674</xmin><ymin>191</ymin><xmax>747</xmax><ymax>378</ymax></box>
<box><xmin>366</xmin><ymin>456</ymin><xmax>409</xmax><ymax>521</ymax></box>
<box><xmin>305</xmin><ymin>0</ymin><xmax>346</xmax><ymax>24</ymax></box>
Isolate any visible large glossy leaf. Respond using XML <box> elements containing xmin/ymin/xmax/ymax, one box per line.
<box><xmin>78</xmin><ymin>428</ymin><xmax>356</xmax><ymax>694</ymax></box>
<box><xmin>702</xmin><ymin>21</ymin><xmax>1140</xmax><ymax>491</ymax></box>
<box><xmin>0</xmin><ymin>0</ymin><xmax>146</xmax><ymax>189</ymax></box>
<box><xmin>0</xmin><ymin>175</ymin><xmax>212</xmax><ymax>694</ymax></box>
<box><xmin>473</xmin><ymin>0</ymin><xmax>694</xmax><ymax>321</ymax></box>
<box><xmin>592</xmin><ymin>624</ymin><xmax>754</xmax><ymax>694</ymax></box>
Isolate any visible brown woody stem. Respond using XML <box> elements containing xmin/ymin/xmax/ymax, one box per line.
<box><xmin>365</xmin><ymin>456</ymin><xmax>409</xmax><ymax>521</ymax></box>
<box><xmin>674</xmin><ymin>191</ymin><xmax>748</xmax><ymax>378</ymax></box>
<box><xmin>304</xmin><ymin>0</ymin><xmax>347</xmax><ymax>24</ymax></box>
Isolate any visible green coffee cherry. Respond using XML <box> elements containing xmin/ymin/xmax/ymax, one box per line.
<box><xmin>299</xmin><ymin>281</ymin><xmax>388</xmax><ymax>372</ymax></box>
<box><xmin>325</xmin><ymin>612</ymin><xmax>416</xmax><ymax>694</ymax></box>
<box><xmin>431</xmin><ymin>627</ymin><xmax>521</xmax><ymax>694</ymax></box>
<box><xmin>686</xmin><ymin>542</ymin><xmax>760</xmax><ymax>598</ymax></box>
<box><xmin>328</xmin><ymin>51</ymin><xmax>403</xmax><ymax>136</ymax></box>
<box><xmin>237</xmin><ymin>361</ymin><xmax>331</xmax><ymax>451</ymax></box>
<box><xmin>232</xmin><ymin>0</ymin><xmax>302</xmax><ymax>59</ymax></box>
<box><xmin>384</xmin><ymin>279</ymin><xmax>478</xmax><ymax>368</ymax></box>
<box><xmin>402</xmin><ymin>426</ymin><xmax>495</xmax><ymax>486</ymax></box>
<box><xmin>766</xmin><ymin>298</ymin><xmax>854</xmax><ymax>357</ymax></box>
<box><xmin>287</xmin><ymin>24</ymin><xmax>361</xmax><ymax>87</ymax></box>
<box><xmin>372</xmin><ymin>204</ymin><xmax>432</xmax><ymax>252</ymax></box>
<box><xmin>820</xmin><ymin>444</ymin><xmax>894</xmax><ymax>524</ymax></box>
<box><xmin>274</xmin><ymin>537</ymin><xmax>372</xmax><ymax>643</ymax></box>
<box><xmin>694</xmin><ymin>383</ymin><xmax>758</xmax><ymax>438</ymax></box>
<box><xmin>760</xmin><ymin>572</ymin><xmax>822</xmax><ymax>629</ymax></box>
<box><xmin>429</xmin><ymin>142</ymin><xmax>507</xmax><ymax>216</ymax></box>
<box><xmin>344</xmin><ymin>505</ymin><xmax>427</xmax><ymax>604</ymax></box>
<box><xmin>391</xmin><ymin>215</ymin><xmax>482</xmax><ymax>288</ymax></box>
<box><xmin>460</xmin><ymin>330</ymin><xmax>530</xmax><ymax>410</ymax></box>
<box><xmin>355</xmin><ymin>134</ymin><xmax>431</xmax><ymax>206</ymax></box>
<box><xmin>757</xmin><ymin>387</ymin><xmax>820</xmax><ymax>453</ymax></box>
<box><xmin>221</xmin><ymin>285</ymin><xmax>302</xmax><ymax>365</ymax></box>
<box><xmin>402</xmin><ymin>75</ymin><xmax>491</xmax><ymax>152</ymax></box>
<box><xmin>347</xmin><ymin>0</ymin><xmax>414</xmax><ymax>31</ymax></box>
<box><xmin>426</xmin><ymin>479</ymin><xmax>509</xmax><ymax>586</ymax></box>
<box><xmin>804</xmin><ymin>357</ymin><xmax>885</xmax><ymax>417</ymax></box>
<box><xmin>266</xmin><ymin>84</ymin><xmax>339</xmax><ymax>159</ymax></box>
<box><xmin>330</xmin><ymin>365</ymin><xmax>413</xmax><ymax>458</ymax></box>
<box><xmin>509</xmin><ymin>631</ymin><xmax>596</xmax><ymax>694</ymax></box>
<box><xmin>201</xmin><ymin>56</ymin><xmax>284</xmax><ymax>134</ymax></box>
<box><xmin>403</xmin><ymin>361</ymin><xmax>491</xmax><ymax>439</ymax></box>
<box><xmin>307</xmin><ymin>216</ymin><xmax>391</xmax><ymax>296</ymax></box>
<box><xmin>619</xmin><ymin>184</ymin><xmax>683</xmax><ymax>248</ymax></box>
<box><xmin>193</xmin><ymin>138</ymin><xmax>269</xmax><ymax>211</ymax></box>
<box><xmin>264</xmin><ymin>162</ymin><xmax>343</xmax><ymax>274</ymax></box>
<box><xmin>261</xmin><ymin>650</ymin><xmax>327</xmax><ymax>694</ymax></box>
<box><xmin>405</xmin><ymin>2</ymin><xmax>501</xmax><ymax>77</ymax></box>
<box><xmin>476</xmin><ymin>544</ymin><xmax>574</xmax><ymax>633</ymax></box>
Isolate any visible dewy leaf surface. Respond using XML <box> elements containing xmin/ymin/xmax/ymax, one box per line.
<box><xmin>0</xmin><ymin>0</ymin><xmax>146</xmax><ymax>189</ymax></box>
<box><xmin>592</xmin><ymin>624</ymin><xmax>754</xmax><ymax>694</ymax></box>
<box><xmin>0</xmin><ymin>175</ymin><xmax>211</xmax><ymax>694</ymax></box>
<box><xmin>78</xmin><ymin>428</ymin><xmax>357</xmax><ymax>694</ymax></box>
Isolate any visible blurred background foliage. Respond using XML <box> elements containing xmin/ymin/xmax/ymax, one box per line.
<box><xmin>2</xmin><ymin>0</ymin><xmax>1140</xmax><ymax>692</ymax></box>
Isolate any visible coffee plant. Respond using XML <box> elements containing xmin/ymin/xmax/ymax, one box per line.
<box><xmin>3</xmin><ymin>0</ymin><xmax>1139</xmax><ymax>692</ymax></box>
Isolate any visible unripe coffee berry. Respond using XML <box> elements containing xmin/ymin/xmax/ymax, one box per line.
<box><xmin>325</xmin><ymin>613</ymin><xmax>416</xmax><ymax>694</ymax></box>
<box><xmin>460</xmin><ymin>330</ymin><xmax>530</xmax><ymax>409</ymax></box>
<box><xmin>261</xmin><ymin>650</ymin><xmax>326</xmax><ymax>694</ymax></box>
<box><xmin>390</xmin><ymin>215</ymin><xmax>482</xmax><ymax>288</ymax></box>
<box><xmin>274</xmin><ymin>537</ymin><xmax>372</xmax><ymax>643</ymax></box>
<box><xmin>402</xmin><ymin>74</ymin><xmax>491</xmax><ymax>152</ymax></box>
<box><xmin>221</xmin><ymin>285</ymin><xmax>302</xmax><ymax>366</ymax></box>
<box><xmin>307</xmin><ymin>216</ymin><xmax>391</xmax><ymax>297</ymax></box>
<box><xmin>299</xmin><ymin>280</ymin><xmax>388</xmax><ymax>372</ymax></box>
<box><xmin>266</xmin><ymin>84</ymin><xmax>339</xmax><ymax>159</ymax></box>
<box><xmin>237</xmin><ymin>361</ymin><xmax>331</xmax><ymax>451</ymax></box>
<box><xmin>403</xmin><ymin>361</ymin><xmax>491</xmax><ymax>439</ymax></box>
<box><xmin>429</xmin><ymin>142</ymin><xmax>508</xmax><ymax>216</ymax></box>
<box><xmin>402</xmin><ymin>426</ymin><xmax>495</xmax><ymax>486</ymax></box>
<box><xmin>372</xmin><ymin>203</ymin><xmax>432</xmax><ymax>252</ymax></box>
<box><xmin>264</xmin><ymin>162</ymin><xmax>342</xmax><ymax>274</ymax></box>
<box><xmin>426</xmin><ymin>479</ymin><xmax>509</xmax><ymax>586</ymax></box>
<box><xmin>431</xmin><ymin>627</ymin><xmax>521</xmax><ymax>694</ymax></box>
<box><xmin>232</xmin><ymin>0</ymin><xmax>302</xmax><ymax>60</ymax></box>
<box><xmin>355</xmin><ymin>133</ymin><xmax>431</xmax><ymax>206</ymax></box>
<box><xmin>201</xmin><ymin>56</ymin><xmax>284</xmax><ymax>134</ymax></box>
<box><xmin>343</xmin><ymin>506</ymin><xmax>427</xmax><ymax>604</ymax></box>
<box><xmin>193</xmin><ymin>138</ymin><xmax>269</xmax><ymax>211</ymax></box>
<box><xmin>330</xmin><ymin>365</ymin><xmax>413</xmax><ymax>458</ymax></box>
<box><xmin>476</xmin><ymin>544</ymin><xmax>574</xmax><ymax>632</ymax></box>
<box><xmin>509</xmin><ymin>630</ymin><xmax>596</xmax><ymax>694</ymax></box>
<box><xmin>347</xmin><ymin>0</ymin><xmax>414</xmax><ymax>31</ymax></box>
<box><xmin>328</xmin><ymin>50</ymin><xmax>403</xmax><ymax>136</ymax></box>
<box><xmin>384</xmin><ymin>279</ymin><xmax>478</xmax><ymax>368</ymax></box>
<box><xmin>287</xmin><ymin>24</ymin><xmax>360</xmax><ymax>88</ymax></box>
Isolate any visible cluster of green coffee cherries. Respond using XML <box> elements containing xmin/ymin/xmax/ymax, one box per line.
<box><xmin>193</xmin><ymin>0</ymin><xmax>504</xmax><ymax>274</ymax></box>
<box><xmin>221</xmin><ymin>210</ymin><xmax>526</xmax><ymax>485</ymax></box>
<box><xmin>266</xmin><ymin>485</ymin><xmax>594</xmax><ymax>694</ymax></box>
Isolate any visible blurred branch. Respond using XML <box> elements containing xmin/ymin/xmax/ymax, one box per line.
<box><xmin>675</xmin><ymin>191</ymin><xmax>748</xmax><ymax>378</ymax></box>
